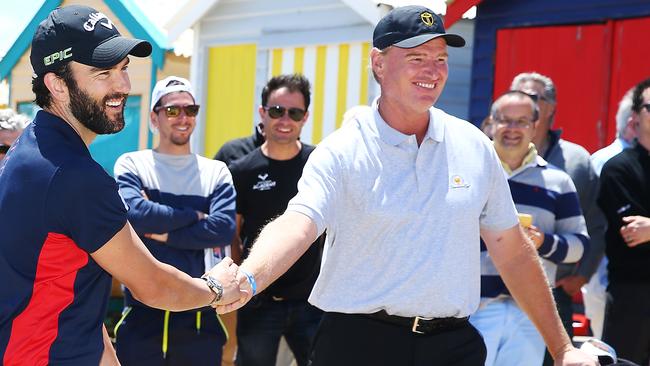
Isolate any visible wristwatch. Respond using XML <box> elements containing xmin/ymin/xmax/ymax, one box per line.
<box><xmin>201</xmin><ymin>273</ymin><xmax>223</xmax><ymax>306</ymax></box>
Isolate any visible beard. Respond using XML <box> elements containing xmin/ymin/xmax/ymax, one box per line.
<box><xmin>65</xmin><ymin>76</ymin><xmax>127</xmax><ymax>135</ymax></box>
<box><xmin>170</xmin><ymin>131</ymin><xmax>191</xmax><ymax>146</ymax></box>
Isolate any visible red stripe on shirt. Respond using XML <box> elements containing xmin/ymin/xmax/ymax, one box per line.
<box><xmin>3</xmin><ymin>233</ymin><xmax>88</xmax><ymax>366</ymax></box>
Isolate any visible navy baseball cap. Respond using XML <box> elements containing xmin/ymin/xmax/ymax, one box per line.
<box><xmin>30</xmin><ymin>5</ymin><xmax>152</xmax><ymax>76</ymax></box>
<box><xmin>373</xmin><ymin>5</ymin><xmax>465</xmax><ymax>50</ymax></box>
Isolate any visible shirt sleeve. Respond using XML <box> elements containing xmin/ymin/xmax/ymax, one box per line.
<box><xmin>48</xmin><ymin>160</ymin><xmax>128</xmax><ymax>253</ymax></box>
<box><xmin>598</xmin><ymin>157</ymin><xmax>649</xmax><ymax>223</ymax></box>
<box><xmin>287</xmin><ymin>145</ymin><xmax>341</xmax><ymax>236</ymax></box>
<box><xmin>165</xmin><ymin>169</ymin><xmax>237</xmax><ymax>250</ymax></box>
<box><xmin>479</xmin><ymin>143</ymin><xmax>519</xmax><ymax>231</ymax></box>
<box><xmin>114</xmin><ymin>154</ymin><xmax>198</xmax><ymax>234</ymax></box>
<box><xmin>537</xmin><ymin>177</ymin><xmax>589</xmax><ymax>264</ymax></box>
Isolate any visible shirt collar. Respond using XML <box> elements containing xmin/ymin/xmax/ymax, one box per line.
<box><xmin>618</xmin><ymin>137</ymin><xmax>633</xmax><ymax>150</ymax></box>
<box><xmin>498</xmin><ymin>142</ymin><xmax>546</xmax><ymax>176</ymax></box>
<box><xmin>372</xmin><ymin>97</ymin><xmax>444</xmax><ymax>146</ymax></box>
<box><xmin>543</xmin><ymin>129</ymin><xmax>562</xmax><ymax>159</ymax></box>
<box><xmin>633</xmin><ymin>140</ymin><xmax>650</xmax><ymax>156</ymax></box>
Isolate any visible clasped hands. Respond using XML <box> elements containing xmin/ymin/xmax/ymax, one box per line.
<box><xmin>203</xmin><ymin>257</ymin><xmax>255</xmax><ymax>314</ymax></box>
<box><xmin>620</xmin><ymin>215</ymin><xmax>650</xmax><ymax>247</ymax></box>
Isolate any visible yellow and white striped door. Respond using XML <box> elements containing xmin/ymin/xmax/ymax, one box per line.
<box><xmin>267</xmin><ymin>42</ymin><xmax>372</xmax><ymax>145</ymax></box>
<box><xmin>204</xmin><ymin>41</ymin><xmax>374</xmax><ymax>157</ymax></box>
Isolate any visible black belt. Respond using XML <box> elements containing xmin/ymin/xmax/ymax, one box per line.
<box><xmin>364</xmin><ymin>310</ymin><xmax>468</xmax><ymax>334</ymax></box>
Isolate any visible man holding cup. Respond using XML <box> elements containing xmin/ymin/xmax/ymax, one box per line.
<box><xmin>471</xmin><ymin>90</ymin><xmax>590</xmax><ymax>366</ymax></box>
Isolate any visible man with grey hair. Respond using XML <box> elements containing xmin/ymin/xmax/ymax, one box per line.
<box><xmin>511</xmin><ymin>73</ymin><xmax>606</xmax><ymax>356</ymax></box>
<box><xmin>584</xmin><ymin>88</ymin><xmax>636</xmax><ymax>339</ymax></box>
<box><xmin>591</xmin><ymin>89</ymin><xmax>636</xmax><ymax>175</ymax></box>
<box><xmin>0</xmin><ymin>109</ymin><xmax>30</xmax><ymax>162</ymax></box>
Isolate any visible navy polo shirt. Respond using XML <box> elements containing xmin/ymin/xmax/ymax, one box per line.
<box><xmin>0</xmin><ymin>111</ymin><xmax>127</xmax><ymax>365</ymax></box>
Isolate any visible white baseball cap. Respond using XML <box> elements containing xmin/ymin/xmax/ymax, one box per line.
<box><xmin>150</xmin><ymin>76</ymin><xmax>195</xmax><ymax>111</ymax></box>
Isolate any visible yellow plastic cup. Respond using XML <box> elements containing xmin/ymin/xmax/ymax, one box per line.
<box><xmin>517</xmin><ymin>213</ymin><xmax>533</xmax><ymax>228</ymax></box>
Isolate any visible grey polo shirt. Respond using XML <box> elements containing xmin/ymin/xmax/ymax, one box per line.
<box><xmin>287</xmin><ymin>100</ymin><xmax>518</xmax><ymax>318</ymax></box>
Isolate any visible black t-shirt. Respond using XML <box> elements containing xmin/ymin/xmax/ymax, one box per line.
<box><xmin>229</xmin><ymin>144</ymin><xmax>322</xmax><ymax>299</ymax></box>
<box><xmin>214</xmin><ymin>128</ymin><xmax>264</xmax><ymax>166</ymax></box>
<box><xmin>598</xmin><ymin>143</ymin><xmax>650</xmax><ymax>284</ymax></box>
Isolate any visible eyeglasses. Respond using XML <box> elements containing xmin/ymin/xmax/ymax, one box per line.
<box><xmin>521</xmin><ymin>92</ymin><xmax>550</xmax><ymax>103</ymax></box>
<box><xmin>155</xmin><ymin>104</ymin><xmax>200</xmax><ymax>118</ymax></box>
<box><xmin>264</xmin><ymin>106</ymin><xmax>306</xmax><ymax>122</ymax></box>
<box><xmin>0</xmin><ymin>144</ymin><xmax>9</xmax><ymax>154</ymax></box>
<box><xmin>641</xmin><ymin>104</ymin><xmax>650</xmax><ymax>113</ymax></box>
<box><xmin>493</xmin><ymin>117</ymin><xmax>535</xmax><ymax>129</ymax></box>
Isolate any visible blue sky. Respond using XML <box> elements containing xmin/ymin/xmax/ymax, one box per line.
<box><xmin>0</xmin><ymin>1</ymin><xmax>44</xmax><ymax>57</ymax></box>
<box><xmin>0</xmin><ymin>0</ymin><xmax>179</xmax><ymax>59</ymax></box>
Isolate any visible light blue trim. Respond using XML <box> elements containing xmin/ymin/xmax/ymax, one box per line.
<box><xmin>0</xmin><ymin>0</ymin><xmax>62</xmax><ymax>81</ymax></box>
<box><xmin>106</xmin><ymin>0</ymin><xmax>170</xmax><ymax>69</ymax></box>
<box><xmin>7</xmin><ymin>74</ymin><xmax>11</xmax><ymax>107</ymax></box>
<box><xmin>0</xmin><ymin>0</ymin><xmax>171</xmax><ymax>82</ymax></box>
<box><xmin>147</xmin><ymin>65</ymin><xmax>157</xmax><ymax>148</ymax></box>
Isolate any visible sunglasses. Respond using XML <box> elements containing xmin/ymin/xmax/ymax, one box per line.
<box><xmin>0</xmin><ymin>144</ymin><xmax>9</xmax><ymax>154</ymax></box>
<box><xmin>155</xmin><ymin>104</ymin><xmax>200</xmax><ymax>118</ymax></box>
<box><xmin>264</xmin><ymin>105</ymin><xmax>306</xmax><ymax>122</ymax></box>
<box><xmin>641</xmin><ymin>104</ymin><xmax>650</xmax><ymax>113</ymax></box>
<box><xmin>521</xmin><ymin>92</ymin><xmax>550</xmax><ymax>103</ymax></box>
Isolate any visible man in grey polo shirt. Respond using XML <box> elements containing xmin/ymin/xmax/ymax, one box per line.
<box><xmin>218</xmin><ymin>6</ymin><xmax>597</xmax><ymax>366</ymax></box>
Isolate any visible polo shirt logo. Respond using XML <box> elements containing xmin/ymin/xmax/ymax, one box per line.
<box><xmin>450</xmin><ymin>174</ymin><xmax>470</xmax><ymax>188</ymax></box>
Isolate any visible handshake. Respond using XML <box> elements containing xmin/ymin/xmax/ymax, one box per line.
<box><xmin>202</xmin><ymin>257</ymin><xmax>256</xmax><ymax>314</ymax></box>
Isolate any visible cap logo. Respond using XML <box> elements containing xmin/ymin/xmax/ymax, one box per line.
<box><xmin>420</xmin><ymin>12</ymin><xmax>435</xmax><ymax>27</ymax></box>
<box><xmin>83</xmin><ymin>12</ymin><xmax>114</xmax><ymax>32</ymax></box>
<box><xmin>44</xmin><ymin>47</ymin><xmax>72</xmax><ymax>66</ymax></box>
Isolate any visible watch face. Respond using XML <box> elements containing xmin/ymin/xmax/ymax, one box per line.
<box><xmin>205</xmin><ymin>275</ymin><xmax>223</xmax><ymax>302</ymax></box>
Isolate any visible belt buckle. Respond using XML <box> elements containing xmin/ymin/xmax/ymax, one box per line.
<box><xmin>411</xmin><ymin>316</ymin><xmax>433</xmax><ymax>334</ymax></box>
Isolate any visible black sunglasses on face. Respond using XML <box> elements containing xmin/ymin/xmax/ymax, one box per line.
<box><xmin>521</xmin><ymin>92</ymin><xmax>550</xmax><ymax>103</ymax></box>
<box><xmin>264</xmin><ymin>105</ymin><xmax>306</xmax><ymax>122</ymax></box>
<box><xmin>155</xmin><ymin>104</ymin><xmax>200</xmax><ymax>118</ymax></box>
<box><xmin>0</xmin><ymin>145</ymin><xmax>9</xmax><ymax>154</ymax></box>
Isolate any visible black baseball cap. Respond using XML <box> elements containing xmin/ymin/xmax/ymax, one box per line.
<box><xmin>373</xmin><ymin>5</ymin><xmax>465</xmax><ymax>50</ymax></box>
<box><xmin>30</xmin><ymin>5</ymin><xmax>152</xmax><ymax>76</ymax></box>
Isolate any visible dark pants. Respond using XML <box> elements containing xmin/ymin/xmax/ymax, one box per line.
<box><xmin>115</xmin><ymin>306</ymin><xmax>226</xmax><ymax>366</ymax></box>
<box><xmin>603</xmin><ymin>282</ymin><xmax>650</xmax><ymax>365</ymax></box>
<box><xmin>543</xmin><ymin>287</ymin><xmax>574</xmax><ymax>366</ymax></box>
<box><xmin>309</xmin><ymin>312</ymin><xmax>486</xmax><ymax>366</ymax></box>
<box><xmin>236</xmin><ymin>296</ymin><xmax>323</xmax><ymax>366</ymax></box>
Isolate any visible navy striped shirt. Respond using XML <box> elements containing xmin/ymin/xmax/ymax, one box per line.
<box><xmin>480</xmin><ymin>155</ymin><xmax>589</xmax><ymax>299</ymax></box>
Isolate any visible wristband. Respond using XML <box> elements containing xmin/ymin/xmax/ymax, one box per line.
<box><xmin>240</xmin><ymin>269</ymin><xmax>257</xmax><ymax>296</ymax></box>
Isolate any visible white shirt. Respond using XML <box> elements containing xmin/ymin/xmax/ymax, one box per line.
<box><xmin>287</xmin><ymin>99</ymin><xmax>518</xmax><ymax>317</ymax></box>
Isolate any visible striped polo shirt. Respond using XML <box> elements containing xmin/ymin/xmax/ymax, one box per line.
<box><xmin>479</xmin><ymin>152</ymin><xmax>590</xmax><ymax>299</ymax></box>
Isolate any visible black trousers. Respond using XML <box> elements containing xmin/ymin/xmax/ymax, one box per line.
<box><xmin>603</xmin><ymin>282</ymin><xmax>650</xmax><ymax>365</ymax></box>
<box><xmin>308</xmin><ymin>312</ymin><xmax>486</xmax><ymax>366</ymax></box>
